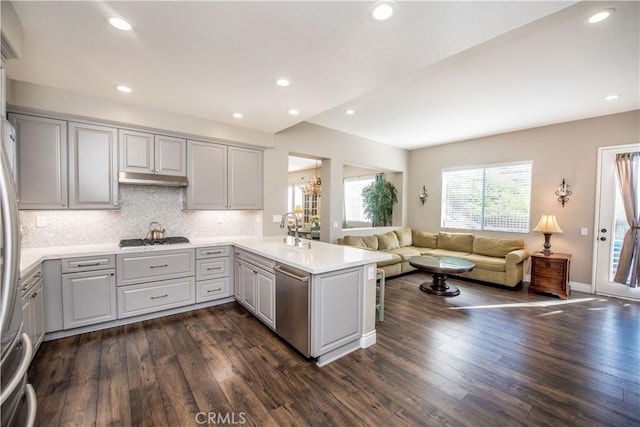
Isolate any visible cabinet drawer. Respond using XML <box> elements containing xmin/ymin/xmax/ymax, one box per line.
<box><xmin>532</xmin><ymin>276</ymin><xmax>566</xmax><ymax>290</ymax></box>
<box><xmin>196</xmin><ymin>258</ymin><xmax>230</xmax><ymax>280</ymax></box>
<box><xmin>117</xmin><ymin>249</ymin><xmax>195</xmax><ymax>285</ymax></box>
<box><xmin>244</xmin><ymin>251</ymin><xmax>275</xmax><ymax>272</ymax></box>
<box><xmin>196</xmin><ymin>277</ymin><xmax>230</xmax><ymax>303</ymax></box>
<box><xmin>533</xmin><ymin>268</ymin><xmax>564</xmax><ymax>280</ymax></box>
<box><xmin>118</xmin><ymin>277</ymin><xmax>195</xmax><ymax>318</ymax></box>
<box><xmin>196</xmin><ymin>246</ymin><xmax>230</xmax><ymax>259</ymax></box>
<box><xmin>61</xmin><ymin>254</ymin><xmax>116</xmax><ymax>273</ymax></box>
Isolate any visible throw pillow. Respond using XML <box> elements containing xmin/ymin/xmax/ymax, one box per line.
<box><xmin>394</xmin><ymin>228</ymin><xmax>412</xmax><ymax>247</ymax></box>
<box><xmin>377</xmin><ymin>231</ymin><xmax>400</xmax><ymax>250</ymax></box>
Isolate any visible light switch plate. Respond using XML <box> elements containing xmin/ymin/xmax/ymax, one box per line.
<box><xmin>367</xmin><ymin>266</ymin><xmax>375</xmax><ymax>280</ymax></box>
<box><xmin>581</xmin><ymin>227</ymin><xmax>588</xmax><ymax>236</ymax></box>
<box><xmin>273</xmin><ymin>214</ymin><xmax>282</xmax><ymax>223</ymax></box>
<box><xmin>36</xmin><ymin>216</ymin><xmax>48</xmax><ymax>228</ymax></box>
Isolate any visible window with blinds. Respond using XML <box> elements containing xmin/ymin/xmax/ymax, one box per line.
<box><xmin>441</xmin><ymin>162</ymin><xmax>532</xmax><ymax>233</ymax></box>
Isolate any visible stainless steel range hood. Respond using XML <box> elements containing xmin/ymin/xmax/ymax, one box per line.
<box><xmin>118</xmin><ymin>171</ymin><xmax>188</xmax><ymax>187</ymax></box>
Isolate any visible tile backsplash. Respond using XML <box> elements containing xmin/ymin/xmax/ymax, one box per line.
<box><xmin>19</xmin><ymin>185</ymin><xmax>263</xmax><ymax>247</ymax></box>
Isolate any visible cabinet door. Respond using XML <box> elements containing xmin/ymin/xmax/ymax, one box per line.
<box><xmin>155</xmin><ymin>135</ymin><xmax>186</xmax><ymax>176</ymax></box>
<box><xmin>119</xmin><ymin>129</ymin><xmax>154</xmax><ymax>173</ymax></box>
<box><xmin>234</xmin><ymin>259</ymin><xmax>244</xmax><ymax>301</ymax></box>
<box><xmin>241</xmin><ymin>262</ymin><xmax>257</xmax><ymax>311</ymax></box>
<box><xmin>9</xmin><ymin>113</ymin><xmax>68</xmax><ymax>209</ymax></box>
<box><xmin>68</xmin><ymin>122</ymin><xmax>118</xmax><ymax>209</ymax></box>
<box><xmin>256</xmin><ymin>269</ymin><xmax>275</xmax><ymax>328</ymax></box>
<box><xmin>228</xmin><ymin>147</ymin><xmax>263</xmax><ymax>210</ymax></box>
<box><xmin>62</xmin><ymin>269</ymin><xmax>117</xmax><ymax>329</ymax></box>
<box><xmin>185</xmin><ymin>140</ymin><xmax>227</xmax><ymax>209</ymax></box>
<box><xmin>30</xmin><ymin>280</ymin><xmax>45</xmax><ymax>350</ymax></box>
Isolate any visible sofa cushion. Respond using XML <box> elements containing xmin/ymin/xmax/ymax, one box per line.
<box><xmin>343</xmin><ymin>235</ymin><xmax>379</xmax><ymax>250</ymax></box>
<box><xmin>438</xmin><ymin>232</ymin><xmax>474</xmax><ymax>253</ymax></box>
<box><xmin>376</xmin><ymin>252</ymin><xmax>402</xmax><ymax>267</ymax></box>
<box><xmin>394</xmin><ymin>228</ymin><xmax>413</xmax><ymax>247</ymax></box>
<box><xmin>405</xmin><ymin>246</ymin><xmax>437</xmax><ymax>256</ymax></box>
<box><xmin>412</xmin><ymin>229</ymin><xmax>438</xmax><ymax>249</ymax></box>
<box><xmin>387</xmin><ymin>247</ymin><xmax>421</xmax><ymax>262</ymax></box>
<box><xmin>462</xmin><ymin>254</ymin><xmax>507</xmax><ymax>272</ymax></box>
<box><xmin>473</xmin><ymin>236</ymin><xmax>525</xmax><ymax>258</ymax></box>
<box><xmin>377</xmin><ymin>231</ymin><xmax>400</xmax><ymax>250</ymax></box>
<box><xmin>429</xmin><ymin>249</ymin><xmax>471</xmax><ymax>258</ymax></box>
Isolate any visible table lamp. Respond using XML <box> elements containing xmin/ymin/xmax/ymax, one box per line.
<box><xmin>533</xmin><ymin>214</ymin><xmax>563</xmax><ymax>255</ymax></box>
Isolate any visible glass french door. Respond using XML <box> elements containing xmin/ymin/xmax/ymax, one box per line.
<box><xmin>594</xmin><ymin>144</ymin><xmax>640</xmax><ymax>300</ymax></box>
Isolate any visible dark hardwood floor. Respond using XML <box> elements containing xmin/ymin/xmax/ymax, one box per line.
<box><xmin>29</xmin><ymin>273</ymin><xmax>640</xmax><ymax>426</ymax></box>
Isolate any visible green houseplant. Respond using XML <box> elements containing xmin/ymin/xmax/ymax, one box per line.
<box><xmin>361</xmin><ymin>173</ymin><xmax>398</xmax><ymax>227</ymax></box>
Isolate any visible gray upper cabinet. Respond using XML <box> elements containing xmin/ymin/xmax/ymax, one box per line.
<box><xmin>185</xmin><ymin>140</ymin><xmax>227</xmax><ymax>210</ymax></box>
<box><xmin>9</xmin><ymin>113</ymin><xmax>68</xmax><ymax>209</ymax></box>
<box><xmin>228</xmin><ymin>146</ymin><xmax>263</xmax><ymax>210</ymax></box>
<box><xmin>119</xmin><ymin>129</ymin><xmax>186</xmax><ymax>176</ymax></box>
<box><xmin>68</xmin><ymin>122</ymin><xmax>118</xmax><ymax>209</ymax></box>
<box><xmin>186</xmin><ymin>141</ymin><xmax>263</xmax><ymax>210</ymax></box>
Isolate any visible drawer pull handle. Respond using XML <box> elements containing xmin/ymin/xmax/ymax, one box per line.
<box><xmin>206</xmin><ymin>267</ymin><xmax>222</xmax><ymax>271</ymax></box>
<box><xmin>76</xmin><ymin>262</ymin><xmax>101</xmax><ymax>267</ymax></box>
<box><xmin>150</xmin><ymin>294</ymin><xmax>168</xmax><ymax>300</ymax></box>
<box><xmin>150</xmin><ymin>264</ymin><xmax>168</xmax><ymax>269</ymax></box>
<box><xmin>205</xmin><ymin>251</ymin><xmax>222</xmax><ymax>255</ymax></box>
<box><xmin>31</xmin><ymin>292</ymin><xmax>38</xmax><ymax>298</ymax></box>
<box><xmin>207</xmin><ymin>288</ymin><xmax>222</xmax><ymax>293</ymax></box>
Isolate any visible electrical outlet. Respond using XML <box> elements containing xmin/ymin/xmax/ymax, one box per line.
<box><xmin>581</xmin><ymin>227</ymin><xmax>588</xmax><ymax>236</ymax></box>
<box><xmin>36</xmin><ymin>216</ymin><xmax>48</xmax><ymax>228</ymax></box>
<box><xmin>333</xmin><ymin>221</ymin><xmax>339</xmax><ymax>228</ymax></box>
<box><xmin>217</xmin><ymin>215</ymin><xmax>224</xmax><ymax>224</ymax></box>
<box><xmin>367</xmin><ymin>266</ymin><xmax>375</xmax><ymax>280</ymax></box>
<box><xmin>273</xmin><ymin>214</ymin><xmax>282</xmax><ymax>223</ymax></box>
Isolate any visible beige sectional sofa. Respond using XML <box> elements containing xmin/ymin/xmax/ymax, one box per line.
<box><xmin>339</xmin><ymin>228</ymin><xmax>529</xmax><ymax>287</ymax></box>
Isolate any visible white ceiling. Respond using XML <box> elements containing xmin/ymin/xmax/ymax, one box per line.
<box><xmin>5</xmin><ymin>1</ymin><xmax>639</xmax><ymax>150</ymax></box>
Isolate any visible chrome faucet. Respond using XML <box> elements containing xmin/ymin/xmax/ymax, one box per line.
<box><xmin>280</xmin><ymin>212</ymin><xmax>301</xmax><ymax>245</ymax></box>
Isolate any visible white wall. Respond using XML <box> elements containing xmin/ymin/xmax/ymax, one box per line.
<box><xmin>266</xmin><ymin>122</ymin><xmax>409</xmax><ymax>242</ymax></box>
<box><xmin>407</xmin><ymin>110</ymin><xmax>640</xmax><ymax>286</ymax></box>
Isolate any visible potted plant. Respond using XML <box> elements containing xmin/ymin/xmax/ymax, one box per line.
<box><xmin>361</xmin><ymin>173</ymin><xmax>398</xmax><ymax>227</ymax></box>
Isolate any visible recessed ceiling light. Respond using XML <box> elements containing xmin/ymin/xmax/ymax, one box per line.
<box><xmin>116</xmin><ymin>85</ymin><xmax>132</xmax><ymax>93</ymax></box>
<box><xmin>288</xmin><ymin>109</ymin><xmax>299</xmax><ymax>115</ymax></box>
<box><xmin>605</xmin><ymin>94</ymin><xmax>620</xmax><ymax>101</ymax></box>
<box><xmin>107</xmin><ymin>16</ymin><xmax>133</xmax><ymax>31</ymax></box>
<box><xmin>370</xmin><ymin>1</ymin><xmax>396</xmax><ymax>22</ymax></box>
<box><xmin>587</xmin><ymin>8</ymin><xmax>614</xmax><ymax>24</ymax></box>
<box><xmin>345</xmin><ymin>109</ymin><xmax>355</xmax><ymax>115</ymax></box>
<box><xmin>232</xmin><ymin>113</ymin><xmax>243</xmax><ymax>119</ymax></box>
<box><xmin>276</xmin><ymin>78</ymin><xmax>291</xmax><ymax>87</ymax></box>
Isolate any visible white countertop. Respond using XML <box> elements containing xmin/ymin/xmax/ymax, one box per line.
<box><xmin>20</xmin><ymin>235</ymin><xmax>391</xmax><ymax>276</ymax></box>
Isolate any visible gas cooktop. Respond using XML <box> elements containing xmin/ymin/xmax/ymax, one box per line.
<box><xmin>119</xmin><ymin>236</ymin><xmax>190</xmax><ymax>248</ymax></box>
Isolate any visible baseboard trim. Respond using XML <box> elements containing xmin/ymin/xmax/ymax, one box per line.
<box><xmin>316</xmin><ymin>340</ymin><xmax>361</xmax><ymax>367</ymax></box>
<box><xmin>360</xmin><ymin>330</ymin><xmax>377</xmax><ymax>348</ymax></box>
<box><xmin>569</xmin><ymin>281</ymin><xmax>592</xmax><ymax>293</ymax></box>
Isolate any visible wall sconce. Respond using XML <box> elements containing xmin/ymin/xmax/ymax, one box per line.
<box><xmin>555</xmin><ymin>178</ymin><xmax>572</xmax><ymax>207</ymax></box>
<box><xmin>419</xmin><ymin>185</ymin><xmax>428</xmax><ymax>205</ymax></box>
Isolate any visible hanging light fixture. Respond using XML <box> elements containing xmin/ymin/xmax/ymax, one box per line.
<box><xmin>304</xmin><ymin>161</ymin><xmax>321</xmax><ymax>197</ymax></box>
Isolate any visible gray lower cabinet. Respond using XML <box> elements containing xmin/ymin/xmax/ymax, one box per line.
<box><xmin>196</xmin><ymin>246</ymin><xmax>233</xmax><ymax>303</ymax></box>
<box><xmin>117</xmin><ymin>276</ymin><xmax>195</xmax><ymax>318</ymax></box>
<box><xmin>116</xmin><ymin>249</ymin><xmax>196</xmax><ymax>318</ymax></box>
<box><xmin>60</xmin><ymin>254</ymin><xmax>117</xmax><ymax>330</ymax></box>
<box><xmin>62</xmin><ymin>268</ymin><xmax>117</xmax><ymax>329</ymax></box>
<box><xmin>9</xmin><ymin>113</ymin><xmax>68</xmax><ymax>209</ymax></box>
<box><xmin>68</xmin><ymin>122</ymin><xmax>118</xmax><ymax>209</ymax></box>
<box><xmin>311</xmin><ymin>267</ymin><xmax>362</xmax><ymax>356</ymax></box>
<box><xmin>233</xmin><ymin>249</ymin><xmax>275</xmax><ymax>329</ymax></box>
<box><xmin>20</xmin><ymin>265</ymin><xmax>44</xmax><ymax>355</ymax></box>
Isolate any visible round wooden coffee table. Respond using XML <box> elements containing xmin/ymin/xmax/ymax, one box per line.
<box><xmin>409</xmin><ymin>255</ymin><xmax>475</xmax><ymax>297</ymax></box>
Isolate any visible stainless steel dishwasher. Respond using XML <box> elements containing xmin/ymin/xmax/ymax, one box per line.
<box><xmin>274</xmin><ymin>263</ymin><xmax>310</xmax><ymax>357</ymax></box>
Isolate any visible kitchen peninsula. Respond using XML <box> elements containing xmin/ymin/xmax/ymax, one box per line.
<box><xmin>20</xmin><ymin>235</ymin><xmax>391</xmax><ymax>366</ymax></box>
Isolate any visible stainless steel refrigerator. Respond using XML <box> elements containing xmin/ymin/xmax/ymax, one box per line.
<box><xmin>1</xmin><ymin>118</ymin><xmax>36</xmax><ymax>426</ymax></box>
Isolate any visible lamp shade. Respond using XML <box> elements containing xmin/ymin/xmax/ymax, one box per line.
<box><xmin>294</xmin><ymin>205</ymin><xmax>303</xmax><ymax>215</ymax></box>
<box><xmin>533</xmin><ymin>214</ymin><xmax>563</xmax><ymax>234</ymax></box>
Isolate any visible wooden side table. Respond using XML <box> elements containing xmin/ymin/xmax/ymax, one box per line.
<box><xmin>529</xmin><ymin>252</ymin><xmax>572</xmax><ymax>299</ymax></box>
